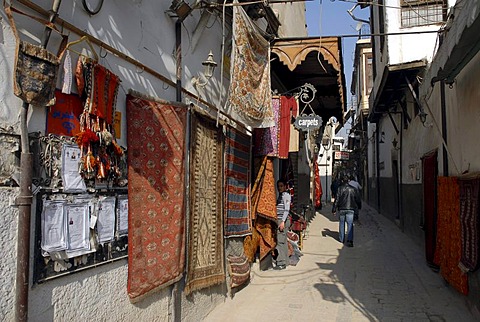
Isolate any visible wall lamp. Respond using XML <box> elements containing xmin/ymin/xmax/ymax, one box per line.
<box><xmin>419</xmin><ymin>110</ymin><xmax>428</xmax><ymax>126</ymax></box>
<box><xmin>192</xmin><ymin>51</ymin><xmax>218</xmax><ymax>88</ymax></box>
<box><xmin>379</xmin><ymin>131</ymin><xmax>385</xmax><ymax>144</ymax></box>
<box><xmin>168</xmin><ymin>0</ymin><xmax>192</xmax><ymax>21</ymax></box>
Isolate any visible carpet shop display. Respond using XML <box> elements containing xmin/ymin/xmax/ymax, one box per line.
<box><xmin>126</xmin><ymin>92</ymin><xmax>187</xmax><ymax>302</ymax></box>
<box><xmin>185</xmin><ymin>113</ymin><xmax>225</xmax><ymax>294</ymax></box>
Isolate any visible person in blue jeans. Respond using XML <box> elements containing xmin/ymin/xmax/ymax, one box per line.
<box><xmin>332</xmin><ymin>176</ymin><xmax>362</xmax><ymax>247</ymax></box>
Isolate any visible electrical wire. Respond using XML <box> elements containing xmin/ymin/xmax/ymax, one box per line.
<box><xmin>337</xmin><ymin>0</ymin><xmax>446</xmax><ymax>24</ymax></box>
<box><xmin>316</xmin><ymin>0</ymin><xmax>327</xmax><ymax>73</ymax></box>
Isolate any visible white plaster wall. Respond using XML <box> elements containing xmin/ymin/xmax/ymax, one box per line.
<box><xmin>271</xmin><ymin>3</ymin><xmax>307</xmax><ymax>38</ymax></box>
<box><xmin>0</xmin><ymin>188</ymin><xmax>19</xmax><ymax>321</ymax></box>
<box><xmin>367</xmin><ymin>122</ymin><xmax>376</xmax><ymax>180</ymax></box>
<box><xmin>444</xmin><ymin>51</ymin><xmax>480</xmax><ymax>174</ymax></box>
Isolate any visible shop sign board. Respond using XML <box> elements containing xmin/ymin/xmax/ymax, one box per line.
<box><xmin>334</xmin><ymin>151</ymin><xmax>350</xmax><ymax>160</ymax></box>
<box><xmin>294</xmin><ymin>115</ymin><xmax>323</xmax><ymax>131</ymax></box>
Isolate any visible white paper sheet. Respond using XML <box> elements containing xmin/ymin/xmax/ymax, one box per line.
<box><xmin>97</xmin><ymin>196</ymin><xmax>116</xmax><ymax>243</ymax></box>
<box><xmin>117</xmin><ymin>195</ymin><xmax>128</xmax><ymax>236</ymax></box>
<box><xmin>65</xmin><ymin>203</ymin><xmax>90</xmax><ymax>254</ymax></box>
<box><xmin>62</xmin><ymin>143</ymin><xmax>87</xmax><ymax>193</ymax></box>
<box><xmin>41</xmin><ymin>199</ymin><xmax>67</xmax><ymax>253</ymax></box>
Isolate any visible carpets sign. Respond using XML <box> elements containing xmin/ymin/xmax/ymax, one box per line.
<box><xmin>294</xmin><ymin>115</ymin><xmax>323</xmax><ymax>131</ymax></box>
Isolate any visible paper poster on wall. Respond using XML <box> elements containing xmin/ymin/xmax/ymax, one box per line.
<box><xmin>41</xmin><ymin>199</ymin><xmax>68</xmax><ymax>254</ymax></box>
<box><xmin>62</xmin><ymin>143</ymin><xmax>87</xmax><ymax>193</ymax></box>
<box><xmin>117</xmin><ymin>195</ymin><xmax>128</xmax><ymax>236</ymax></box>
<box><xmin>65</xmin><ymin>203</ymin><xmax>90</xmax><ymax>257</ymax></box>
<box><xmin>97</xmin><ymin>196</ymin><xmax>116</xmax><ymax>243</ymax></box>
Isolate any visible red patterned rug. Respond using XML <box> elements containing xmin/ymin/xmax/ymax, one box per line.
<box><xmin>224</xmin><ymin>127</ymin><xmax>252</xmax><ymax>237</ymax></box>
<box><xmin>185</xmin><ymin>113</ymin><xmax>225</xmax><ymax>294</ymax></box>
<box><xmin>434</xmin><ymin>177</ymin><xmax>468</xmax><ymax>294</ymax></box>
<box><xmin>126</xmin><ymin>92</ymin><xmax>187</xmax><ymax>302</ymax></box>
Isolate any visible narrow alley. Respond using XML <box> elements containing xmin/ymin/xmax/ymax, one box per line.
<box><xmin>204</xmin><ymin>203</ymin><xmax>476</xmax><ymax>322</ymax></box>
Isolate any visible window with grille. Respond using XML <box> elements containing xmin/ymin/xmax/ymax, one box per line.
<box><xmin>401</xmin><ymin>0</ymin><xmax>447</xmax><ymax>28</ymax></box>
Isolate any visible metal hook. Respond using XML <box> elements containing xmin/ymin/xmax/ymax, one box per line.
<box><xmin>135</xmin><ymin>66</ymin><xmax>144</xmax><ymax>74</ymax></box>
<box><xmin>99</xmin><ymin>46</ymin><xmax>107</xmax><ymax>58</ymax></box>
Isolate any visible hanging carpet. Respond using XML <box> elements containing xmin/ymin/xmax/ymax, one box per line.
<box><xmin>185</xmin><ymin>113</ymin><xmax>225</xmax><ymax>295</ymax></box>
<box><xmin>224</xmin><ymin>127</ymin><xmax>252</xmax><ymax>238</ymax></box>
<box><xmin>458</xmin><ymin>173</ymin><xmax>480</xmax><ymax>272</ymax></box>
<box><xmin>126</xmin><ymin>92</ymin><xmax>187</xmax><ymax>302</ymax></box>
<box><xmin>225</xmin><ymin>1</ymin><xmax>274</xmax><ymax>129</ymax></box>
<box><xmin>244</xmin><ymin>156</ymin><xmax>277</xmax><ymax>262</ymax></box>
<box><xmin>253</xmin><ymin>97</ymin><xmax>280</xmax><ymax>157</ymax></box>
<box><xmin>434</xmin><ymin>177</ymin><xmax>468</xmax><ymax>295</ymax></box>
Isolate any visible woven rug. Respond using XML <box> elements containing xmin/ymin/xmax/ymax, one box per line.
<box><xmin>226</xmin><ymin>2</ymin><xmax>274</xmax><ymax>129</ymax></box>
<box><xmin>126</xmin><ymin>93</ymin><xmax>187</xmax><ymax>302</ymax></box>
<box><xmin>458</xmin><ymin>174</ymin><xmax>480</xmax><ymax>272</ymax></box>
<box><xmin>244</xmin><ymin>156</ymin><xmax>277</xmax><ymax>262</ymax></box>
<box><xmin>253</xmin><ymin>98</ymin><xmax>279</xmax><ymax>157</ymax></box>
<box><xmin>224</xmin><ymin>127</ymin><xmax>252</xmax><ymax>238</ymax></box>
<box><xmin>434</xmin><ymin>177</ymin><xmax>468</xmax><ymax>294</ymax></box>
<box><xmin>251</xmin><ymin>157</ymin><xmax>277</xmax><ymax>221</ymax></box>
<box><xmin>185</xmin><ymin>113</ymin><xmax>225</xmax><ymax>295</ymax></box>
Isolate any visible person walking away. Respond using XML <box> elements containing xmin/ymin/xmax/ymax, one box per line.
<box><xmin>274</xmin><ymin>180</ymin><xmax>291</xmax><ymax>270</ymax></box>
<box><xmin>332</xmin><ymin>176</ymin><xmax>362</xmax><ymax>247</ymax></box>
<box><xmin>348</xmin><ymin>175</ymin><xmax>362</xmax><ymax>221</ymax></box>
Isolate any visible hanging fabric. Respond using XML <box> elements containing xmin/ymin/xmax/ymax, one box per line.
<box><xmin>225</xmin><ymin>0</ymin><xmax>274</xmax><ymax>128</ymax></box>
<box><xmin>253</xmin><ymin>97</ymin><xmax>280</xmax><ymax>157</ymax></box>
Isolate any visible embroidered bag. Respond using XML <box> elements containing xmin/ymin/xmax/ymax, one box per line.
<box><xmin>5</xmin><ymin>6</ymin><xmax>66</xmax><ymax>106</ymax></box>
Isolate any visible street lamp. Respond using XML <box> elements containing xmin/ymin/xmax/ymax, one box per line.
<box><xmin>192</xmin><ymin>51</ymin><xmax>218</xmax><ymax>89</ymax></box>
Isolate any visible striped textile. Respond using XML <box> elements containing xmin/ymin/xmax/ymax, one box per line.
<box><xmin>224</xmin><ymin>128</ymin><xmax>252</xmax><ymax>237</ymax></box>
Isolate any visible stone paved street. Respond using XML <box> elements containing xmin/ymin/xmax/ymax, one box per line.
<box><xmin>204</xmin><ymin>203</ymin><xmax>477</xmax><ymax>322</ymax></box>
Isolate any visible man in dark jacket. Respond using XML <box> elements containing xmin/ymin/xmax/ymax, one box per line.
<box><xmin>332</xmin><ymin>176</ymin><xmax>362</xmax><ymax>247</ymax></box>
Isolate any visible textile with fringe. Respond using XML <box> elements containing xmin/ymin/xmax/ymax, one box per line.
<box><xmin>126</xmin><ymin>92</ymin><xmax>187</xmax><ymax>302</ymax></box>
<box><xmin>185</xmin><ymin>113</ymin><xmax>225</xmax><ymax>294</ymax></box>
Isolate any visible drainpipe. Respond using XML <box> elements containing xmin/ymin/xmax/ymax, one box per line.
<box><xmin>15</xmin><ymin>1</ymin><xmax>62</xmax><ymax>321</ymax></box>
<box><xmin>175</xmin><ymin>20</ymin><xmax>182</xmax><ymax>102</ymax></box>
<box><xmin>376</xmin><ymin>125</ymin><xmax>381</xmax><ymax>211</ymax></box>
<box><xmin>440</xmin><ymin>81</ymin><xmax>448</xmax><ymax>176</ymax></box>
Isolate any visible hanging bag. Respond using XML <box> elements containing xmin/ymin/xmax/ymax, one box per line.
<box><xmin>5</xmin><ymin>5</ymin><xmax>66</xmax><ymax>106</ymax></box>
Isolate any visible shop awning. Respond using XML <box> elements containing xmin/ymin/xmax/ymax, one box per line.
<box><xmin>368</xmin><ymin>60</ymin><xmax>426</xmax><ymax>122</ymax></box>
<box><xmin>271</xmin><ymin>37</ymin><xmax>347</xmax><ymax>125</ymax></box>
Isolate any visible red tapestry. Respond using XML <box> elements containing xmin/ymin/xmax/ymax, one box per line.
<box><xmin>126</xmin><ymin>93</ymin><xmax>187</xmax><ymax>302</ymax></box>
<box><xmin>434</xmin><ymin>177</ymin><xmax>468</xmax><ymax>295</ymax></box>
<box><xmin>314</xmin><ymin>160</ymin><xmax>322</xmax><ymax>208</ymax></box>
<box><xmin>279</xmin><ymin>96</ymin><xmax>297</xmax><ymax>159</ymax></box>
